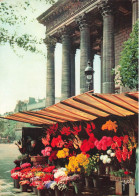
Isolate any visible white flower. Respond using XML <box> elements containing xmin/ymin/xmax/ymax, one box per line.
<box><xmin>54</xmin><ymin>170</ymin><xmax>67</xmax><ymax>179</ymax></box>
<box><xmin>107</xmin><ymin>149</ymin><xmax>112</xmax><ymax>155</ymax></box>
<box><xmin>103</xmin><ymin>159</ymin><xmax>107</xmax><ymax>164</ymax></box>
<box><xmin>50</xmin><ymin>182</ymin><xmax>57</xmax><ymax>190</ymax></box>
<box><xmin>100</xmin><ymin>155</ymin><xmax>104</xmax><ymax>160</ymax></box>
<box><xmin>103</xmin><ymin>155</ymin><xmax>108</xmax><ymax>159</ymax></box>
<box><xmin>106</xmin><ymin>158</ymin><xmax>111</xmax><ymax>164</ymax></box>
<box><xmin>110</xmin><ymin>153</ymin><xmax>115</xmax><ymax>157</ymax></box>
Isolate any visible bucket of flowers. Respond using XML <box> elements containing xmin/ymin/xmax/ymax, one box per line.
<box><xmin>19</xmin><ymin>180</ymin><xmax>30</xmax><ymax>192</ymax></box>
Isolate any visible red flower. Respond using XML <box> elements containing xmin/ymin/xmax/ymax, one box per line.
<box><xmin>123</xmin><ymin>135</ymin><xmax>129</xmax><ymax>144</ymax></box>
<box><xmin>80</xmin><ymin>139</ymin><xmax>95</xmax><ymax>152</ymax></box>
<box><xmin>115</xmin><ymin>149</ymin><xmax>122</xmax><ymax>162</ymax></box>
<box><xmin>61</xmin><ymin>127</ymin><xmax>71</xmax><ymax>136</ymax></box>
<box><xmin>64</xmin><ymin>141</ymin><xmax>74</xmax><ymax>148</ymax></box>
<box><xmin>43</xmin><ymin>166</ymin><xmax>55</xmax><ymax>173</ymax></box>
<box><xmin>51</xmin><ymin>135</ymin><xmax>64</xmax><ymax>148</ymax></box>
<box><xmin>89</xmin><ymin>133</ymin><xmax>96</xmax><ymax>142</ymax></box>
<box><xmin>85</xmin><ymin>123</ymin><xmax>92</xmax><ymax>136</ymax></box>
<box><xmin>41</xmin><ymin>173</ymin><xmax>54</xmax><ymax>181</ymax></box>
<box><xmin>124</xmin><ymin>171</ymin><xmax>130</xmax><ymax>175</ymax></box>
<box><xmin>91</xmin><ymin>122</ymin><xmax>96</xmax><ymax>130</ymax></box>
<box><xmin>111</xmin><ymin>143</ymin><xmax>116</xmax><ymax>149</ymax></box>
<box><xmin>47</xmin><ymin>124</ymin><xmax>58</xmax><ymax>135</ymax></box>
<box><xmin>72</xmin><ymin>125</ymin><xmax>81</xmax><ymax>135</ymax></box>
<box><xmin>49</xmin><ymin>151</ymin><xmax>57</xmax><ymax>162</ymax></box>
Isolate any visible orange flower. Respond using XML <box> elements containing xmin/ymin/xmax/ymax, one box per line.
<box><xmin>101</xmin><ymin>120</ymin><xmax>118</xmax><ymax>133</ymax></box>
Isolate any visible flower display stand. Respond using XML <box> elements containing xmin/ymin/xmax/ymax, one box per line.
<box><xmin>31</xmin><ymin>156</ymin><xmax>47</xmax><ymax>166</ymax></box>
<box><xmin>110</xmin><ymin>175</ymin><xmax>135</xmax><ymax>196</ymax></box>
<box><xmin>14</xmin><ymin>178</ymin><xmax>20</xmax><ymax>188</ymax></box>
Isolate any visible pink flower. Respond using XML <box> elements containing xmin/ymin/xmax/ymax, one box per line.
<box><xmin>20</xmin><ymin>163</ymin><xmax>31</xmax><ymax>169</ymax></box>
<box><xmin>102</xmin><ymin>145</ymin><xmax>107</xmax><ymax>151</ymax></box>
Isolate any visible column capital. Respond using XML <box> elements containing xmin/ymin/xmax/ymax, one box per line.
<box><xmin>44</xmin><ymin>36</ymin><xmax>57</xmax><ymax>48</ymax></box>
<box><xmin>58</xmin><ymin>26</ymin><xmax>71</xmax><ymax>37</ymax></box>
<box><xmin>76</xmin><ymin>13</ymin><xmax>90</xmax><ymax>31</ymax></box>
<box><xmin>97</xmin><ymin>0</ymin><xmax>115</xmax><ymax>17</ymax></box>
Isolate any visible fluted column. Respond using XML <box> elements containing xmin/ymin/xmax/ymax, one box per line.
<box><xmin>131</xmin><ymin>0</ymin><xmax>138</xmax><ymax>26</ymax></box>
<box><xmin>76</xmin><ymin>14</ymin><xmax>91</xmax><ymax>93</ymax></box>
<box><xmin>44</xmin><ymin>36</ymin><xmax>56</xmax><ymax>107</ymax></box>
<box><xmin>70</xmin><ymin>45</ymin><xmax>76</xmax><ymax>96</ymax></box>
<box><xmin>98</xmin><ymin>0</ymin><xmax>115</xmax><ymax>93</ymax></box>
<box><xmin>61</xmin><ymin>28</ymin><xmax>71</xmax><ymax>100</ymax></box>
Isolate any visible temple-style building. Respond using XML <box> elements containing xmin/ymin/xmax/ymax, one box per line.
<box><xmin>37</xmin><ymin>0</ymin><xmax>138</xmax><ymax>107</ymax></box>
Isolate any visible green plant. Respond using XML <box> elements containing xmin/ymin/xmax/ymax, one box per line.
<box><xmin>110</xmin><ymin>169</ymin><xmax>133</xmax><ymax>178</ymax></box>
<box><xmin>114</xmin><ymin>21</ymin><xmax>138</xmax><ymax>89</ymax></box>
<box><xmin>84</xmin><ymin>154</ymin><xmax>99</xmax><ymax>176</ymax></box>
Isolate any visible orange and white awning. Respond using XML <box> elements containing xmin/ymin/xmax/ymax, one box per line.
<box><xmin>3</xmin><ymin>91</ymin><xmax>138</xmax><ymax>126</ymax></box>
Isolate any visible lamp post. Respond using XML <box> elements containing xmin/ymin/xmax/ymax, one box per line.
<box><xmin>85</xmin><ymin>60</ymin><xmax>94</xmax><ymax>91</ymax></box>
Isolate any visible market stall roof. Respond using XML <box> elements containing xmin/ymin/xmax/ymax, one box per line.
<box><xmin>2</xmin><ymin>91</ymin><xmax>139</xmax><ymax>126</ymax></box>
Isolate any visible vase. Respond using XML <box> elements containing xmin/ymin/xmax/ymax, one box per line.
<box><xmin>85</xmin><ymin>176</ymin><xmax>92</xmax><ymax>189</ymax></box>
<box><xmin>20</xmin><ymin>184</ymin><xmax>28</xmax><ymax>192</ymax></box>
<box><xmin>14</xmin><ymin>178</ymin><xmax>20</xmax><ymax>188</ymax></box>
<box><xmin>33</xmin><ymin>186</ymin><xmax>38</xmax><ymax>195</ymax></box>
<box><xmin>105</xmin><ymin>165</ymin><xmax>110</xmax><ymax>175</ymax></box>
<box><xmin>37</xmin><ymin>189</ymin><xmax>46</xmax><ymax>196</ymax></box>
<box><xmin>92</xmin><ymin>177</ymin><xmax>99</xmax><ymax>188</ymax></box>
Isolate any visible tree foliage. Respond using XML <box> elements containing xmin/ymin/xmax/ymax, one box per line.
<box><xmin>116</xmin><ymin>21</ymin><xmax>138</xmax><ymax>90</ymax></box>
<box><xmin>0</xmin><ymin>0</ymin><xmax>55</xmax><ymax>55</ymax></box>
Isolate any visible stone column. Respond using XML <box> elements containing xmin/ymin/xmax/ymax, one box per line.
<box><xmin>44</xmin><ymin>36</ymin><xmax>56</xmax><ymax>107</ymax></box>
<box><xmin>98</xmin><ymin>0</ymin><xmax>115</xmax><ymax>93</ymax></box>
<box><xmin>100</xmin><ymin>38</ymin><xmax>103</xmax><ymax>93</ymax></box>
<box><xmin>61</xmin><ymin>27</ymin><xmax>71</xmax><ymax>100</ymax></box>
<box><xmin>76</xmin><ymin>14</ymin><xmax>91</xmax><ymax>93</ymax></box>
<box><xmin>131</xmin><ymin>0</ymin><xmax>138</xmax><ymax>26</ymax></box>
<box><xmin>90</xmin><ymin>50</ymin><xmax>95</xmax><ymax>90</ymax></box>
<box><xmin>70</xmin><ymin>45</ymin><xmax>76</xmax><ymax>96</ymax></box>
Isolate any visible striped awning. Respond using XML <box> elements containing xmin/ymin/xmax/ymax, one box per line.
<box><xmin>3</xmin><ymin>91</ymin><xmax>138</xmax><ymax>126</ymax></box>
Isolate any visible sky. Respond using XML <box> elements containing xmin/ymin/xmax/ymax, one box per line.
<box><xmin>0</xmin><ymin>0</ymin><xmax>101</xmax><ymax>115</ymax></box>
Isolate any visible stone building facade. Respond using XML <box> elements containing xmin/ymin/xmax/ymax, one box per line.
<box><xmin>37</xmin><ymin>0</ymin><xmax>138</xmax><ymax>107</ymax></box>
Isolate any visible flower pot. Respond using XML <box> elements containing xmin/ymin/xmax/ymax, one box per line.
<box><xmin>20</xmin><ymin>184</ymin><xmax>28</xmax><ymax>192</ymax></box>
<box><xmin>33</xmin><ymin>186</ymin><xmax>38</xmax><ymax>195</ymax></box>
<box><xmin>37</xmin><ymin>189</ymin><xmax>46</xmax><ymax>196</ymax></box>
<box><xmin>55</xmin><ymin>188</ymin><xmax>65</xmax><ymax>196</ymax></box>
<box><xmin>14</xmin><ymin>178</ymin><xmax>20</xmax><ymax>188</ymax></box>
<box><xmin>55</xmin><ymin>188</ymin><xmax>60</xmax><ymax>196</ymax></box>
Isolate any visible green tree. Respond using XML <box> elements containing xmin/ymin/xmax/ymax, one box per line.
<box><xmin>116</xmin><ymin>21</ymin><xmax>138</xmax><ymax>89</ymax></box>
<box><xmin>0</xmin><ymin>0</ymin><xmax>55</xmax><ymax>54</ymax></box>
<box><xmin>0</xmin><ymin>119</ymin><xmax>5</xmax><ymax>137</ymax></box>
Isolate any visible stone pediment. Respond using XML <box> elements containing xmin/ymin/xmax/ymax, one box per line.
<box><xmin>37</xmin><ymin>0</ymin><xmax>99</xmax><ymax>36</ymax></box>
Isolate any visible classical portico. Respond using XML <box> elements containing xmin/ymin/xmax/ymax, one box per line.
<box><xmin>37</xmin><ymin>0</ymin><xmax>138</xmax><ymax>106</ymax></box>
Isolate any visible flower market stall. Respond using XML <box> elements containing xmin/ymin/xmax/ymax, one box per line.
<box><xmin>2</xmin><ymin>91</ymin><xmax>138</xmax><ymax>196</ymax></box>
